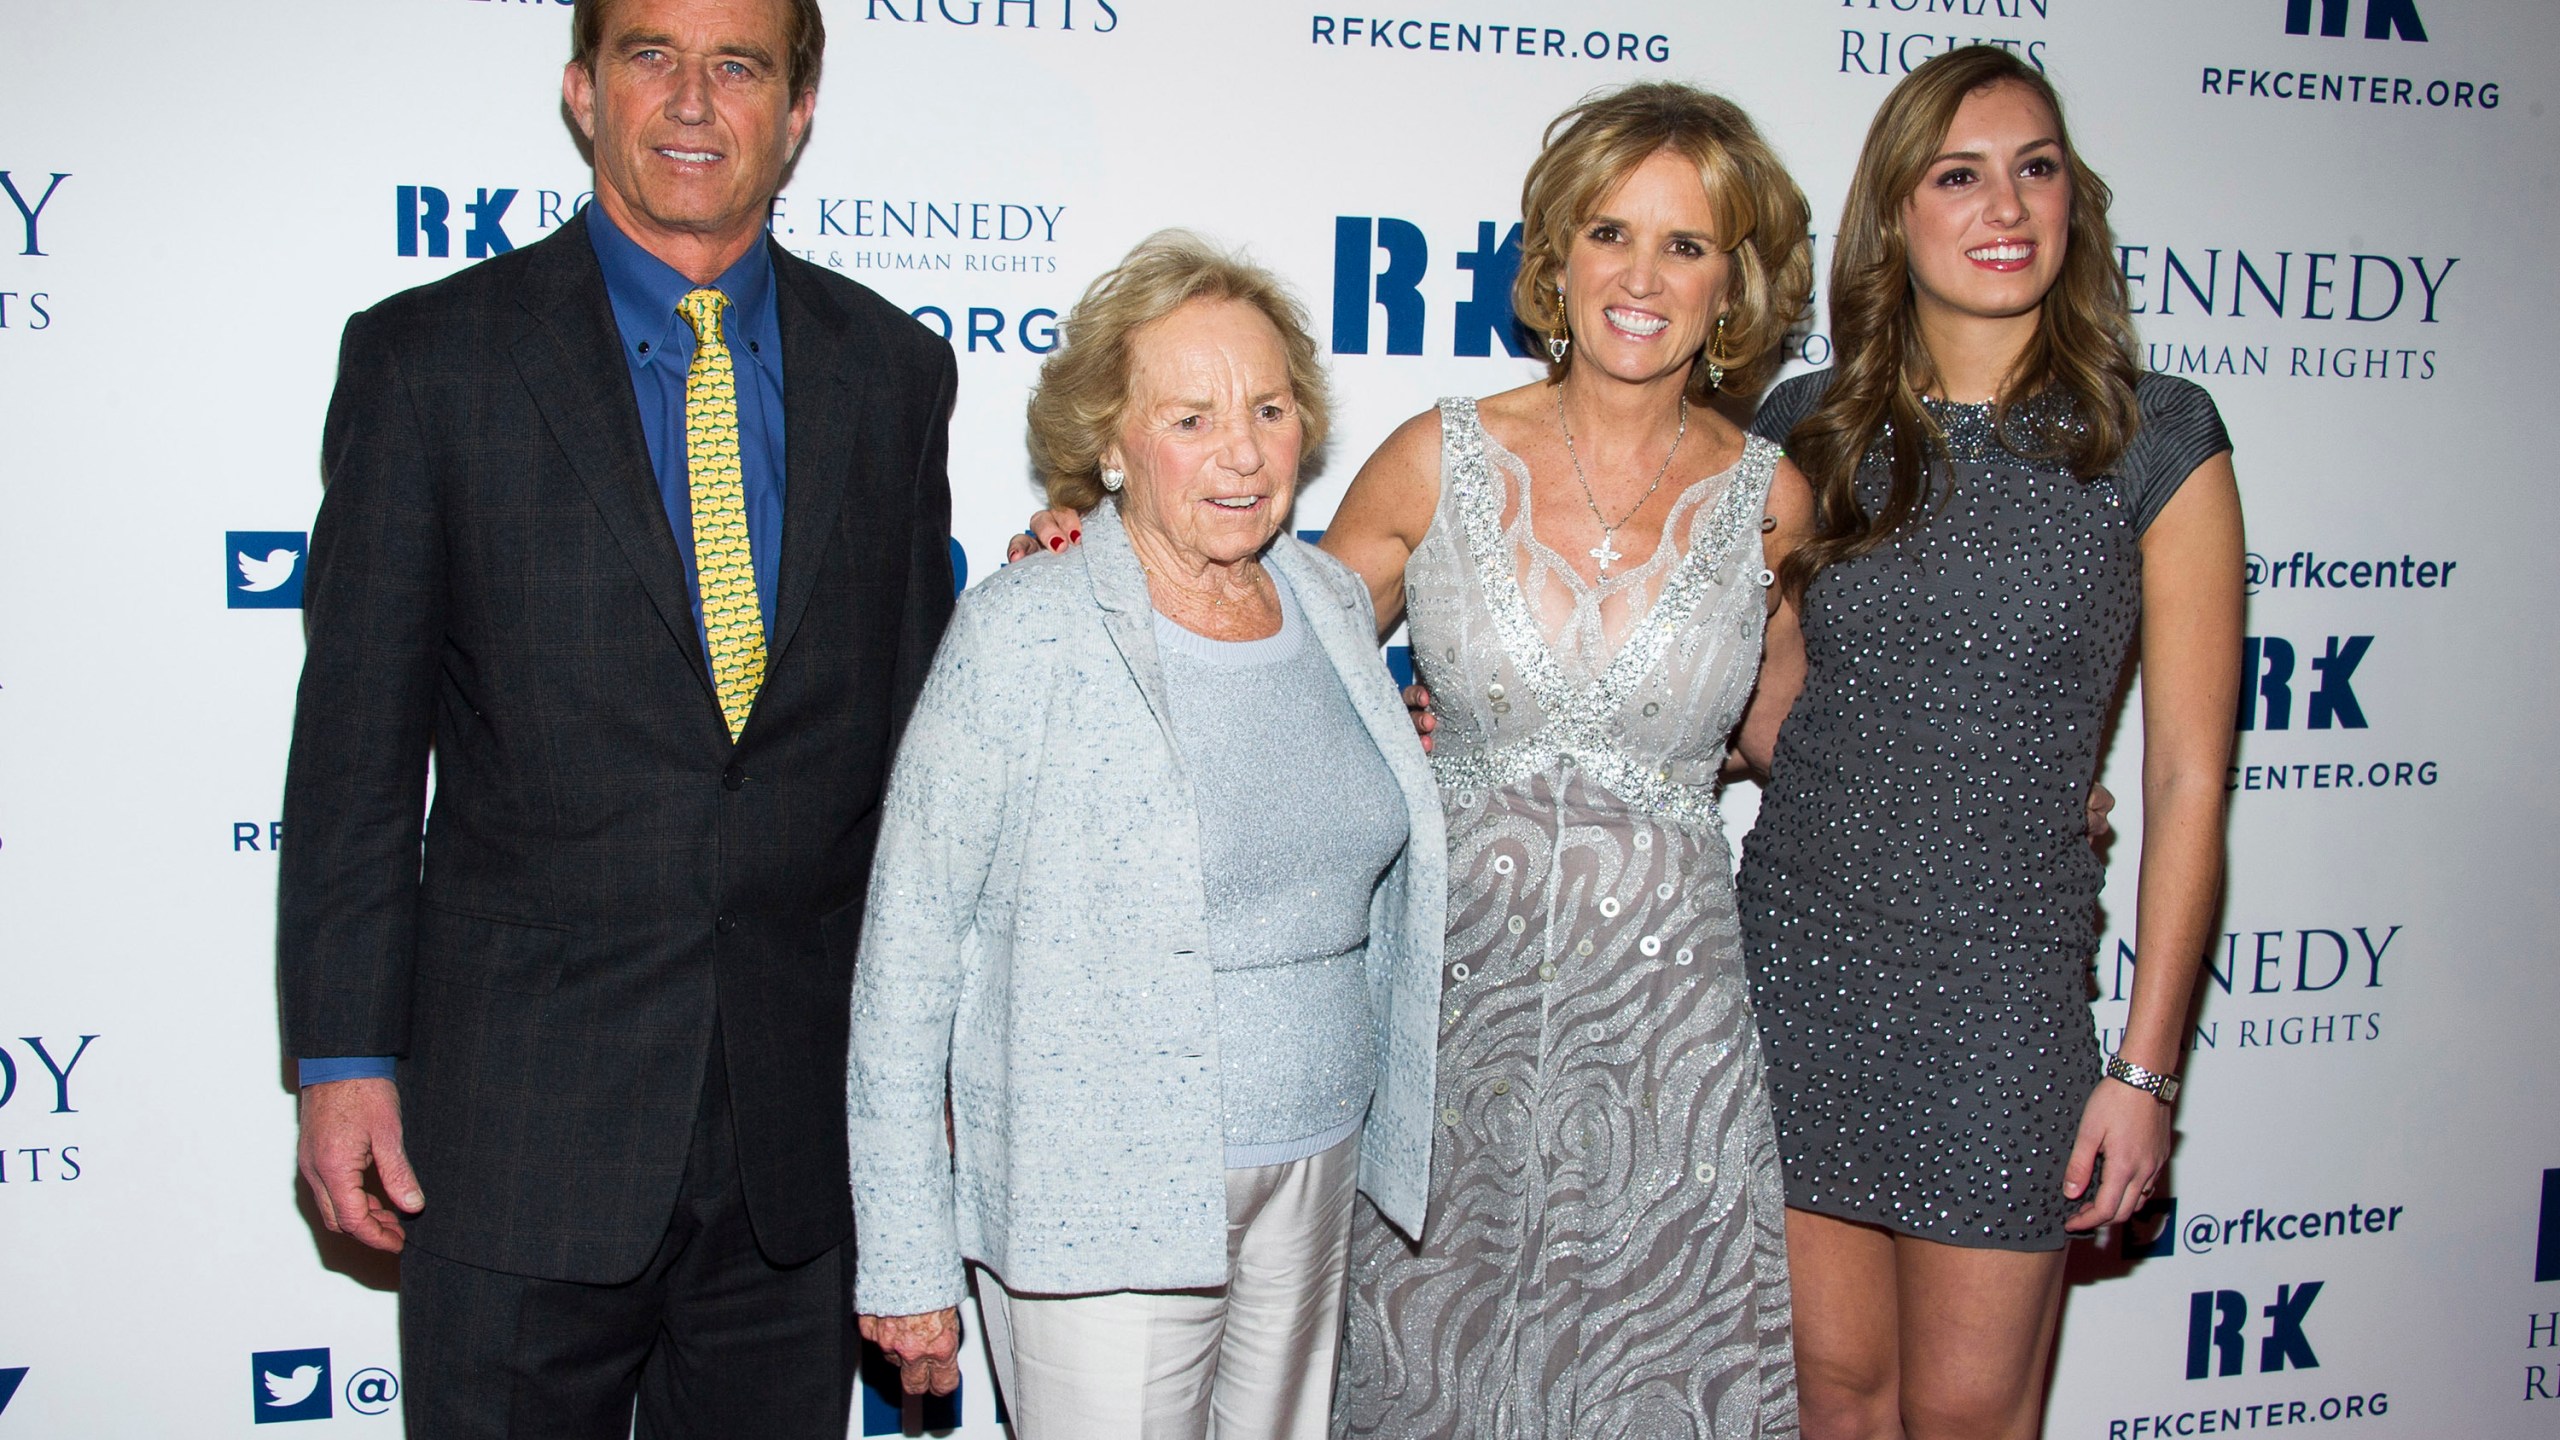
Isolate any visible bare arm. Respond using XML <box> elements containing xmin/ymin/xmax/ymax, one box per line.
<box><xmin>2118</xmin><ymin>452</ymin><xmax>2244</xmax><ymax>1077</ymax></box>
<box><xmin>1316</xmin><ymin>407</ymin><xmax>1444</xmax><ymax>640</ymax></box>
<box><xmin>1733</xmin><ymin>457</ymin><xmax>1815</xmax><ymax>775</ymax></box>
<box><xmin>2063</xmin><ymin>451</ymin><xmax>2243</xmax><ymax>1230</ymax></box>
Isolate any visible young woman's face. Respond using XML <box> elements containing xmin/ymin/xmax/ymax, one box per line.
<box><xmin>1903</xmin><ymin>81</ymin><xmax>2071</xmax><ymax>330</ymax></box>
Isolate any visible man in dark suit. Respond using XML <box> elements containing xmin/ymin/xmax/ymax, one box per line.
<box><xmin>278</xmin><ymin>0</ymin><xmax>954</xmax><ymax>1433</ymax></box>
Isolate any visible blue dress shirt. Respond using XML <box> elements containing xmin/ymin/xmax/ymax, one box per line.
<box><xmin>589</xmin><ymin>202</ymin><xmax>790</xmax><ymax>650</ymax></box>
<box><xmin>300</xmin><ymin>207</ymin><xmax>791</xmax><ymax>1089</ymax></box>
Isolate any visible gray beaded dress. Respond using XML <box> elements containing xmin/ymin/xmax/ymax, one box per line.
<box><xmin>1737</xmin><ymin>370</ymin><xmax>2230</xmax><ymax>1250</ymax></box>
<box><xmin>1336</xmin><ymin>398</ymin><xmax>1798</xmax><ymax>1439</ymax></box>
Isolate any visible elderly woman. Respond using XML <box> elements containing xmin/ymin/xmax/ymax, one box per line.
<box><xmin>847</xmin><ymin>233</ymin><xmax>1445</xmax><ymax>1440</ymax></box>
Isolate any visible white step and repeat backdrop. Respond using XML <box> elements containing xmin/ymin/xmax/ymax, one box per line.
<box><xmin>5</xmin><ymin>1</ymin><xmax>2559</xmax><ymax>1435</ymax></box>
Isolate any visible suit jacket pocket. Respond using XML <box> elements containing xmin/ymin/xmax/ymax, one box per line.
<box><xmin>816</xmin><ymin>891</ymin><xmax>867</xmax><ymax>971</ymax></box>
<box><xmin>415</xmin><ymin>903</ymin><xmax>570</xmax><ymax>996</ymax></box>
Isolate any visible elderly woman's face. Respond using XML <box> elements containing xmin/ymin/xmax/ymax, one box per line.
<box><xmin>1560</xmin><ymin>148</ymin><xmax>1733</xmax><ymax>389</ymax></box>
<box><xmin>1107</xmin><ymin>298</ymin><xmax>1304</xmax><ymax>568</ymax></box>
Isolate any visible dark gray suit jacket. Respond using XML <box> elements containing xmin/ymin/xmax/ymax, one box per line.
<box><xmin>279</xmin><ymin>212</ymin><xmax>956</xmax><ymax>1284</ymax></box>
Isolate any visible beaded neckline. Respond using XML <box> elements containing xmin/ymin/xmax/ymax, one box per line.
<box><xmin>1867</xmin><ymin>389</ymin><xmax>2089</xmax><ymax>466</ymax></box>
<box><xmin>1422</xmin><ymin>397</ymin><xmax>1775</xmax><ymax>835</ymax></box>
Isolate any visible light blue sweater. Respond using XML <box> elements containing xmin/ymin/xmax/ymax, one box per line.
<box><xmin>846</xmin><ymin>503</ymin><xmax>1447</xmax><ymax>1317</ymax></box>
<box><xmin>1154</xmin><ymin>571</ymin><xmax>1410</xmax><ymax>1168</ymax></box>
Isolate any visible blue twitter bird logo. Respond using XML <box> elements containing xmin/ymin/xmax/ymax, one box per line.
<box><xmin>238</xmin><ymin>548</ymin><xmax>301</xmax><ymax>593</ymax></box>
<box><xmin>250</xmin><ymin>1348</ymin><xmax>332</xmax><ymax>1422</ymax></box>
<box><xmin>227</xmin><ymin>531</ymin><xmax>308</xmax><ymax>609</ymax></box>
<box><xmin>262</xmin><ymin>1366</ymin><xmax>322</xmax><ymax>1407</ymax></box>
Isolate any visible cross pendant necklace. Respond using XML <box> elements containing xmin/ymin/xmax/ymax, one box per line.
<box><xmin>1556</xmin><ymin>384</ymin><xmax>1688</xmax><ymax>580</ymax></box>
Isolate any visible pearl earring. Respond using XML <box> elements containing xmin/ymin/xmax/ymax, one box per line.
<box><xmin>1101</xmin><ymin>466</ymin><xmax>1125</xmax><ymax>492</ymax></box>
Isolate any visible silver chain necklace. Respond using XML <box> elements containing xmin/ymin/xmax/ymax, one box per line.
<box><xmin>1555</xmin><ymin>384</ymin><xmax>1687</xmax><ymax>577</ymax></box>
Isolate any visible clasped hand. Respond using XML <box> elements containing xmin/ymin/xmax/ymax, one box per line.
<box><xmin>858</xmin><ymin>1307</ymin><xmax>963</xmax><ymax>1396</ymax></box>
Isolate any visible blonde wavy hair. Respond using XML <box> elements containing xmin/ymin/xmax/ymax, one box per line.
<box><xmin>1512</xmin><ymin>83</ymin><xmax>1813</xmax><ymax>401</ymax></box>
<box><xmin>1778</xmin><ymin>45</ymin><xmax>2144</xmax><ymax>599</ymax></box>
<box><xmin>1026</xmin><ymin>232</ymin><xmax>1332</xmax><ymax>512</ymax></box>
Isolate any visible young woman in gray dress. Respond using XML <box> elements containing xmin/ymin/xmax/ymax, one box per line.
<box><xmin>1732</xmin><ymin>47</ymin><xmax>2244</xmax><ymax>1440</ymax></box>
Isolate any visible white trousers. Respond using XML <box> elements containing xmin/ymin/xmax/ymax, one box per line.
<box><xmin>975</xmin><ymin>1133</ymin><xmax>1360</xmax><ymax>1440</ymax></box>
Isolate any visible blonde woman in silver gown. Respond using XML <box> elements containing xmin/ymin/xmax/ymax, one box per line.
<box><xmin>1317</xmin><ymin>87</ymin><xmax>1811</xmax><ymax>1439</ymax></box>
<box><xmin>1017</xmin><ymin>84</ymin><xmax>1812</xmax><ymax>1439</ymax></box>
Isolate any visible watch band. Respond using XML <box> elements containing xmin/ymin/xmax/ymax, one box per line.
<box><xmin>2105</xmin><ymin>1054</ymin><xmax>2182</xmax><ymax>1105</ymax></box>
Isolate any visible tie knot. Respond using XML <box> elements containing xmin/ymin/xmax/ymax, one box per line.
<box><xmin>677</xmin><ymin>288</ymin><xmax>728</xmax><ymax>342</ymax></box>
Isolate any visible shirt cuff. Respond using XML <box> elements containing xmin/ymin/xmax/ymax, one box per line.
<box><xmin>298</xmin><ymin>1057</ymin><xmax>397</xmax><ymax>1087</ymax></box>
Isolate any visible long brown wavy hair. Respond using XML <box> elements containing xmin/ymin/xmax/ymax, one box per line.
<box><xmin>1512</xmin><ymin>83</ymin><xmax>1812</xmax><ymax>403</ymax></box>
<box><xmin>1779</xmin><ymin>46</ymin><xmax>2142</xmax><ymax>599</ymax></box>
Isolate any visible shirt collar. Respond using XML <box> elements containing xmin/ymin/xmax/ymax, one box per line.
<box><xmin>586</xmin><ymin>203</ymin><xmax>782</xmax><ymax>381</ymax></box>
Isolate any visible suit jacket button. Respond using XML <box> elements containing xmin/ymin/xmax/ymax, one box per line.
<box><xmin>715</xmin><ymin>914</ymin><xmax>737</xmax><ymax>936</ymax></box>
<box><xmin>722</xmin><ymin>763</ymin><xmax>745</xmax><ymax>791</ymax></box>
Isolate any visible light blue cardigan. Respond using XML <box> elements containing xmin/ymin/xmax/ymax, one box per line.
<box><xmin>847</xmin><ymin>503</ymin><xmax>1447</xmax><ymax>1317</ymax></box>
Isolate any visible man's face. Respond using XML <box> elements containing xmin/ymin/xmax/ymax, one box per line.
<box><xmin>564</xmin><ymin>0</ymin><xmax>812</xmax><ymax>261</ymax></box>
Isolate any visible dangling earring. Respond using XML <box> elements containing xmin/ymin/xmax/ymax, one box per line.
<box><xmin>1100</xmin><ymin>466</ymin><xmax>1125</xmax><ymax>493</ymax></box>
<box><xmin>1548</xmin><ymin>283</ymin><xmax>1571</xmax><ymax>364</ymax></box>
<box><xmin>1702</xmin><ymin>313</ymin><xmax>1728</xmax><ymax>391</ymax></box>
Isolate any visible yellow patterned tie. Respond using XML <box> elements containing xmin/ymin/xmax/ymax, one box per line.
<box><xmin>676</xmin><ymin>288</ymin><xmax>767</xmax><ymax>740</ymax></box>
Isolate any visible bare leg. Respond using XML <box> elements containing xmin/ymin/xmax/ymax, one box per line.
<box><xmin>1787</xmin><ymin>1208</ymin><xmax>1904</xmax><ymax>1440</ymax></box>
<box><xmin>1894</xmin><ymin>1237</ymin><xmax>2067</xmax><ymax>1440</ymax></box>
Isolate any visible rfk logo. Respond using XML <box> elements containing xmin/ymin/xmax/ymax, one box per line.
<box><xmin>397</xmin><ymin>185</ymin><xmax>518</xmax><ymax>259</ymax></box>
<box><xmin>2236</xmin><ymin>635</ymin><xmax>2370</xmax><ymax>732</ymax></box>
<box><xmin>2284</xmin><ymin>0</ymin><xmax>2427</xmax><ymax>42</ymax></box>
<box><xmin>1330</xmin><ymin>216</ymin><xmax>1528</xmax><ymax>359</ymax></box>
<box><xmin>2187</xmin><ymin>1282</ymin><xmax>2323</xmax><ymax>1379</ymax></box>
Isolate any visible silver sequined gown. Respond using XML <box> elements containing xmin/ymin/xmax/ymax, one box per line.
<box><xmin>1736</xmin><ymin>370</ymin><xmax>2229</xmax><ymax>1250</ymax></box>
<box><xmin>1335</xmin><ymin>398</ymin><xmax>1798</xmax><ymax>1439</ymax></box>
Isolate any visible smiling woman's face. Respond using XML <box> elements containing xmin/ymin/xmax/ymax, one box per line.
<box><xmin>1558</xmin><ymin>148</ymin><xmax>1733</xmax><ymax>389</ymax></box>
<box><xmin>1107</xmin><ymin>298</ymin><xmax>1305</xmax><ymax>569</ymax></box>
<box><xmin>1903</xmin><ymin>79</ymin><xmax>2072</xmax><ymax>332</ymax></box>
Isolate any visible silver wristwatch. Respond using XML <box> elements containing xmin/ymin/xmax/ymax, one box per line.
<box><xmin>2104</xmin><ymin>1054</ymin><xmax>2181</xmax><ymax>1105</ymax></box>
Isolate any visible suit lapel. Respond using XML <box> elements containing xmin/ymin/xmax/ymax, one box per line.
<box><xmin>768</xmin><ymin>248</ymin><xmax>875</xmax><ymax>670</ymax></box>
<box><xmin>1093</xmin><ymin>521</ymin><xmax>1436</xmax><ymax>831</ymax></box>
<box><xmin>508</xmin><ymin>216</ymin><xmax>715</xmax><ymax>702</ymax></box>
<box><xmin>1083</xmin><ymin>505</ymin><xmax>1182</xmax><ymax>746</ymax></box>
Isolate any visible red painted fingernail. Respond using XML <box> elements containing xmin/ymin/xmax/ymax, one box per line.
<box><xmin>1070</xmin><ymin>529</ymin><xmax>1082</xmax><ymax>542</ymax></box>
<box><xmin>1050</xmin><ymin>537</ymin><xmax>1064</xmax><ymax>551</ymax></box>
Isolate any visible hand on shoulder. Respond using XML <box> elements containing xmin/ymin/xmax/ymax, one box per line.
<box><xmin>1008</xmin><ymin>506</ymin><xmax>1086</xmax><ymax>562</ymax></box>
